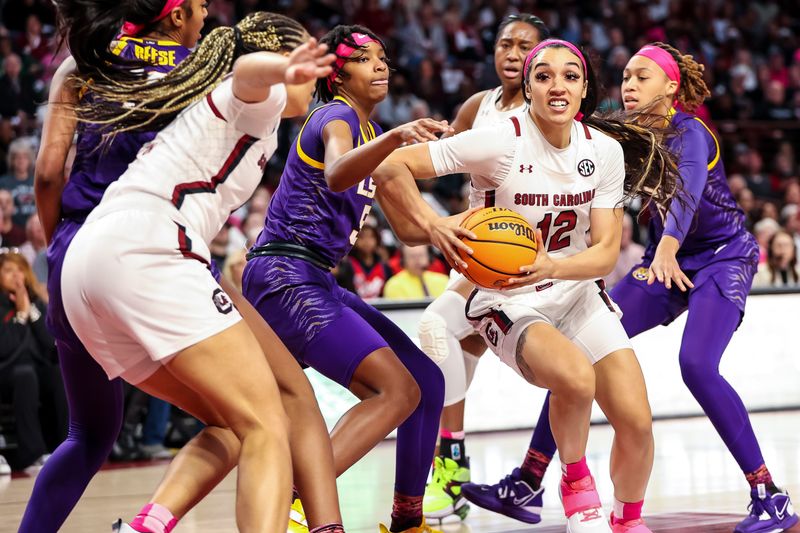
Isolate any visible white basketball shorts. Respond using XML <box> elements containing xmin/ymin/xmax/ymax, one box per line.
<box><xmin>62</xmin><ymin>208</ymin><xmax>242</xmax><ymax>384</ymax></box>
<box><xmin>465</xmin><ymin>279</ymin><xmax>632</xmax><ymax>379</ymax></box>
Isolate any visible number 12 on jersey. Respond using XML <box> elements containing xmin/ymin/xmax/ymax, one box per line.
<box><xmin>537</xmin><ymin>210</ymin><xmax>577</xmax><ymax>252</ymax></box>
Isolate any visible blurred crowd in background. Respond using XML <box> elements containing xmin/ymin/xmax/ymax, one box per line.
<box><xmin>0</xmin><ymin>0</ymin><xmax>798</xmax><ymax>470</ymax></box>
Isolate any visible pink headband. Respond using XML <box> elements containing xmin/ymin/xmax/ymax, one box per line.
<box><xmin>523</xmin><ymin>39</ymin><xmax>588</xmax><ymax>121</ymax></box>
<box><xmin>523</xmin><ymin>39</ymin><xmax>587</xmax><ymax>81</ymax></box>
<box><xmin>327</xmin><ymin>33</ymin><xmax>378</xmax><ymax>91</ymax></box>
<box><xmin>121</xmin><ymin>0</ymin><xmax>184</xmax><ymax>37</ymax></box>
<box><xmin>634</xmin><ymin>45</ymin><xmax>681</xmax><ymax>95</ymax></box>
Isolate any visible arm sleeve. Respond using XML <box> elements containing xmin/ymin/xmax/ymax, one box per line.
<box><xmin>428</xmin><ymin>121</ymin><xmax>516</xmax><ymax>189</ymax></box>
<box><xmin>663</xmin><ymin>124</ymin><xmax>710</xmax><ymax>243</ymax></box>
<box><xmin>592</xmin><ymin>138</ymin><xmax>625</xmax><ymax>208</ymax></box>
<box><xmin>209</xmin><ymin>79</ymin><xmax>287</xmax><ymax>139</ymax></box>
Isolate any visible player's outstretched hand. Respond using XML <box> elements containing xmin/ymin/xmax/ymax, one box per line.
<box><xmin>428</xmin><ymin>208</ymin><xmax>479</xmax><ymax>272</ymax></box>
<box><xmin>284</xmin><ymin>38</ymin><xmax>336</xmax><ymax>84</ymax></box>
<box><xmin>502</xmin><ymin>229</ymin><xmax>555</xmax><ymax>289</ymax></box>
<box><xmin>648</xmin><ymin>252</ymin><xmax>693</xmax><ymax>291</ymax></box>
<box><xmin>648</xmin><ymin>237</ymin><xmax>694</xmax><ymax>291</ymax></box>
<box><xmin>393</xmin><ymin>118</ymin><xmax>454</xmax><ymax>145</ymax></box>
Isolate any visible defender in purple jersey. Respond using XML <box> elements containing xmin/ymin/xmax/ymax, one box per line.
<box><xmin>466</xmin><ymin>43</ymin><xmax>797</xmax><ymax>533</ymax></box>
<box><xmin>23</xmin><ymin>2</ymin><xmax>202</xmax><ymax>530</ymax></box>
<box><xmin>241</xmin><ymin>25</ymin><xmax>461</xmax><ymax>533</ymax></box>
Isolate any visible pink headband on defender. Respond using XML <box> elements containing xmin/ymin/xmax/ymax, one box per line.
<box><xmin>327</xmin><ymin>33</ymin><xmax>378</xmax><ymax>90</ymax></box>
<box><xmin>523</xmin><ymin>39</ymin><xmax>588</xmax><ymax>80</ymax></box>
<box><xmin>121</xmin><ymin>0</ymin><xmax>184</xmax><ymax>36</ymax></box>
<box><xmin>634</xmin><ymin>45</ymin><xmax>681</xmax><ymax>95</ymax></box>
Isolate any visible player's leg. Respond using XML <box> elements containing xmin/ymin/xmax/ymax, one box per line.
<box><xmin>680</xmin><ymin>279</ymin><xmax>797</xmax><ymax>532</ymax></box>
<box><xmin>418</xmin><ymin>279</ymin><xmax>480</xmax><ymax>522</ymax></box>
<box><xmin>126</xmin><ymin>279</ymin><xmax>344</xmax><ymax>532</ymax></box>
<box><xmin>345</xmin><ymin>289</ymin><xmax>445</xmax><ymax>533</ymax></box>
<box><xmin>20</xmin><ymin>221</ymin><xmax>126</xmax><ymax>533</ymax></box>
<box><xmin>138</xmin><ymin>320</ymin><xmax>293</xmax><ymax>533</ymax></box>
<box><xmin>517</xmin><ymin>321</ymin><xmax>610</xmax><ymax>531</ymax></box>
<box><xmin>19</xmin><ymin>340</ymin><xmax>124</xmax><ymax>533</ymax></box>
<box><xmin>227</xmin><ymin>278</ymin><xmax>342</xmax><ymax>530</ymax></box>
<box><xmin>518</xmin><ymin>267</ymin><xmax>681</xmax><ymax>486</ymax></box>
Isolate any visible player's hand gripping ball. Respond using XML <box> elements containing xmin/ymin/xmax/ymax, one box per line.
<box><xmin>457</xmin><ymin>207</ymin><xmax>538</xmax><ymax>288</ymax></box>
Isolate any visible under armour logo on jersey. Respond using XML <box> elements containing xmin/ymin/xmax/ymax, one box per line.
<box><xmin>212</xmin><ymin>288</ymin><xmax>233</xmax><ymax>314</ymax></box>
<box><xmin>577</xmin><ymin>159</ymin><xmax>595</xmax><ymax>177</ymax></box>
<box><xmin>258</xmin><ymin>154</ymin><xmax>267</xmax><ymax>171</ymax></box>
<box><xmin>519</xmin><ymin>164</ymin><xmax>533</xmax><ymax>173</ymax></box>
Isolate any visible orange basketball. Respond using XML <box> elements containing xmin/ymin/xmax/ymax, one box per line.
<box><xmin>457</xmin><ymin>207</ymin><xmax>538</xmax><ymax>288</ymax></box>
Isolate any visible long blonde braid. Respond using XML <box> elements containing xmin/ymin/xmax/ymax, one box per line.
<box><xmin>75</xmin><ymin>12</ymin><xmax>307</xmax><ymax>135</ymax></box>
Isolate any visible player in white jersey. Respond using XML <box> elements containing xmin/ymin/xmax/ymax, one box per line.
<box><xmin>418</xmin><ymin>13</ymin><xmax>550</xmax><ymax>523</ymax></box>
<box><xmin>374</xmin><ymin>39</ymin><xmax>684</xmax><ymax>533</ymax></box>
<box><xmin>61</xmin><ymin>14</ymin><xmax>338</xmax><ymax>532</ymax></box>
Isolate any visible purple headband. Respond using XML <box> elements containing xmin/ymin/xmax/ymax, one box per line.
<box><xmin>523</xmin><ymin>39</ymin><xmax>588</xmax><ymax>80</ymax></box>
<box><xmin>634</xmin><ymin>45</ymin><xmax>681</xmax><ymax>95</ymax></box>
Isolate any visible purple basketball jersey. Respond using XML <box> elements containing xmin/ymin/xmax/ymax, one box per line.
<box><xmin>255</xmin><ymin>97</ymin><xmax>383</xmax><ymax>267</ymax></box>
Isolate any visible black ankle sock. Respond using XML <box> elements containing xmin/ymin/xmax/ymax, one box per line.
<box><xmin>440</xmin><ymin>436</ymin><xmax>467</xmax><ymax>467</ymax></box>
<box><xmin>390</xmin><ymin>515</ymin><xmax>422</xmax><ymax>532</ymax></box>
<box><xmin>519</xmin><ymin>469</ymin><xmax>542</xmax><ymax>490</ymax></box>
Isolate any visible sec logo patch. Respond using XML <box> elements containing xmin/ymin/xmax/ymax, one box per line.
<box><xmin>632</xmin><ymin>267</ymin><xmax>648</xmax><ymax>281</ymax></box>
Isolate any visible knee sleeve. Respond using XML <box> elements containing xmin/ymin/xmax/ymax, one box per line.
<box><xmin>418</xmin><ymin>291</ymin><xmax>474</xmax><ymax>363</ymax></box>
<box><xmin>419</xmin><ymin>290</ymin><xmax>480</xmax><ymax>405</ymax></box>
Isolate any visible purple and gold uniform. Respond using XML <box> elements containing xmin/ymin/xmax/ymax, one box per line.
<box><xmin>21</xmin><ymin>37</ymin><xmax>189</xmax><ymax>533</ymax></box>
<box><xmin>608</xmin><ymin>110</ymin><xmax>763</xmax><ymax>473</ymax></box>
<box><xmin>242</xmin><ymin>96</ymin><xmax>444</xmax><ymax>497</ymax></box>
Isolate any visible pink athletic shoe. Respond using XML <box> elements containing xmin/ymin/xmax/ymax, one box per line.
<box><xmin>560</xmin><ymin>475</ymin><xmax>611</xmax><ymax>533</ymax></box>
<box><xmin>609</xmin><ymin>513</ymin><xmax>653</xmax><ymax>533</ymax></box>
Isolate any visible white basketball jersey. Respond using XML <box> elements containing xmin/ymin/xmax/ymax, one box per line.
<box><xmin>468</xmin><ymin>87</ymin><xmax>525</xmax><ymax>208</ymax></box>
<box><xmin>98</xmin><ymin>79</ymin><xmax>286</xmax><ymax>245</ymax></box>
<box><xmin>430</xmin><ymin>112</ymin><xmax>625</xmax><ymax>293</ymax></box>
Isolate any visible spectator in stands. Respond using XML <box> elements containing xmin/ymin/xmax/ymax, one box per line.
<box><xmin>0</xmin><ymin>137</ymin><xmax>37</xmax><ymax>227</ymax></box>
<box><xmin>376</xmin><ymin>71</ymin><xmax>425</xmax><ymax>129</ymax></box>
<box><xmin>753</xmin><ymin>230</ymin><xmax>799</xmax><ymax>287</ymax></box>
<box><xmin>0</xmin><ymin>251</ymin><xmax>64</xmax><ymax>471</ymax></box>
<box><xmin>19</xmin><ymin>212</ymin><xmax>47</xmax><ymax>284</ymax></box>
<box><xmin>383</xmin><ymin>244</ymin><xmax>448</xmax><ymax>300</ymax></box>
<box><xmin>0</xmin><ymin>54</ymin><xmax>38</xmax><ymax>120</ymax></box>
<box><xmin>754</xmin><ymin>217</ymin><xmax>780</xmax><ymax>263</ymax></box>
<box><xmin>0</xmin><ymin>190</ymin><xmax>25</xmax><ymax>246</ymax></box>
<box><xmin>15</xmin><ymin>14</ymin><xmax>52</xmax><ymax>64</ymax></box>
<box><xmin>606</xmin><ymin>212</ymin><xmax>647</xmax><ymax>288</ymax></box>
<box><xmin>348</xmin><ymin>225</ymin><xmax>392</xmax><ymax>300</ymax></box>
<box><xmin>757</xmin><ymin>79</ymin><xmax>794</xmax><ymax>120</ymax></box>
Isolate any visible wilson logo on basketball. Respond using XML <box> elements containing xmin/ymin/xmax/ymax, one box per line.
<box><xmin>577</xmin><ymin>159</ymin><xmax>595</xmax><ymax>177</ymax></box>
<box><xmin>487</xmin><ymin>221</ymin><xmax>534</xmax><ymax>241</ymax></box>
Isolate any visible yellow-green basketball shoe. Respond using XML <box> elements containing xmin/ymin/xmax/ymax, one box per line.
<box><xmin>288</xmin><ymin>497</ymin><xmax>309</xmax><ymax>533</ymax></box>
<box><xmin>423</xmin><ymin>456</ymin><xmax>471</xmax><ymax>523</ymax></box>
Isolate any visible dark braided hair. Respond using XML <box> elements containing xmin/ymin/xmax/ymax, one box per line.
<box><xmin>314</xmin><ymin>24</ymin><xmax>385</xmax><ymax>103</ymax></box>
<box><xmin>54</xmin><ymin>0</ymin><xmax>192</xmax><ymax>82</ymax></box>
<box><xmin>495</xmin><ymin>13</ymin><xmax>550</xmax><ymax>43</ymax></box>
<box><xmin>73</xmin><ymin>12</ymin><xmax>307</xmax><ymax>135</ymax></box>
<box><xmin>523</xmin><ymin>41</ymin><xmax>684</xmax><ymax>221</ymax></box>
<box><xmin>649</xmin><ymin>42</ymin><xmax>711</xmax><ymax>113</ymax></box>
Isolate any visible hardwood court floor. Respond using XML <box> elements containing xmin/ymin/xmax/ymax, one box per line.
<box><xmin>3</xmin><ymin>411</ymin><xmax>800</xmax><ymax>532</ymax></box>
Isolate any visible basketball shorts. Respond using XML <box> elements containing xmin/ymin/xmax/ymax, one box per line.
<box><xmin>62</xmin><ymin>208</ymin><xmax>242</xmax><ymax>384</ymax></box>
<box><xmin>465</xmin><ymin>279</ymin><xmax>632</xmax><ymax>379</ymax></box>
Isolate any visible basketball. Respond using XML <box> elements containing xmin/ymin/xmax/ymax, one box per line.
<box><xmin>458</xmin><ymin>207</ymin><xmax>538</xmax><ymax>288</ymax></box>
